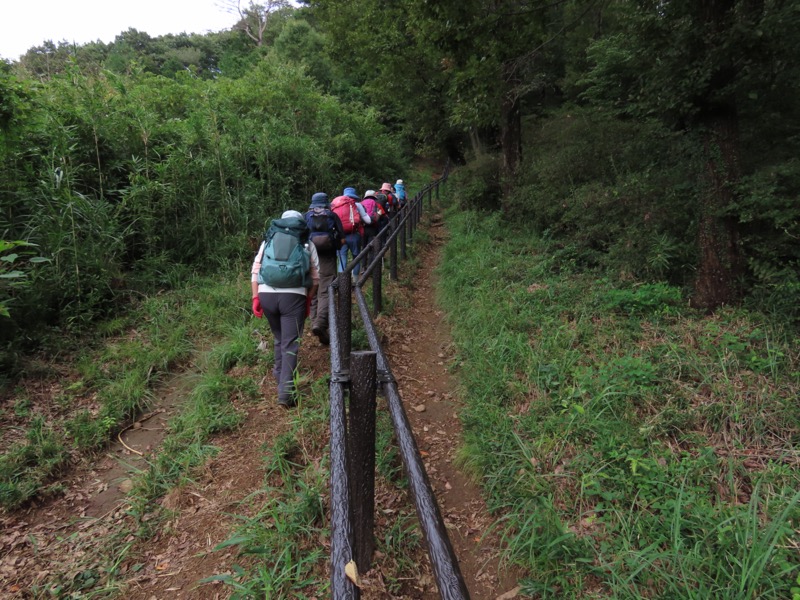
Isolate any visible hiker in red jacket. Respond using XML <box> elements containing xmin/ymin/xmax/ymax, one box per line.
<box><xmin>331</xmin><ymin>187</ymin><xmax>371</xmax><ymax>279</ymax></box>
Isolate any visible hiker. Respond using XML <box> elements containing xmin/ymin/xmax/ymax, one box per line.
<box><xmin>304</xmin><ymin>192</ymin><xmax>345</xmax><ymax>346</ymax></box>
<box><xmin>373</xmin><ymin>190</ymin><xmax>392</xmax><ymax>246</ymax></box>
<box><xmin>361</xmin><ymin>189</ymin><xmax>387</xmax><ymax>260</ymax></box>
<box><xmin>395</xmin><ymin>179</ymin><xmax>407</xmax><ymax>209</ymax></box>
<box><xmin>251</xmin><ymin>210</ymin><xmax>320</xmax><ymax>408</ymax></box>
<box><xmin>381</xmin><ymin>182</ymin><xmax>400</xmax><ymax>217</ymax></box>
<box><xmin>331</xmin><ymin>187</ymin><xmax>371</xmax><ymax>278</ymax></box>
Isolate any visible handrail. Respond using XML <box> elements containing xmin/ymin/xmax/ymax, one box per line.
<box><xmin>327</xmin><ymin>163</ymin><xmax>470</xmax><ymax>599</ymax></box>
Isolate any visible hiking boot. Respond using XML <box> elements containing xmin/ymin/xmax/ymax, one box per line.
<box><xmin>277</xmin><ymin>396</ymin><xmax>296</xmax><ymax>409</ymax></box>
<box><xmin>312</xmin><ymin>325</ymin><xmax>330</xmax><ymax>346</ymax></box>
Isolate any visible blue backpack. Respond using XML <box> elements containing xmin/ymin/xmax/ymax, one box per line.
<box><xmin>259</xmin><ymin>217</ymin><xmax>311</xmax><ymax>288</ymax></box>
<box><xmin>305</xmin><ymin>207</ymin><xmax>338</xmax><ymax>253</ymax></box>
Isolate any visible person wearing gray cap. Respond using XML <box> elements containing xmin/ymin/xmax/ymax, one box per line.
<box><xmin>250</xmin><ymin>210</ymin><xmax>320</xmax><ymax>407</ymax></box>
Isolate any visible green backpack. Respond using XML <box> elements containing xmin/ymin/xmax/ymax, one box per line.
<box><xmin>259</xmin><ymin>217</ymin><xmax>311</xmax><ymax>288</ymax></box>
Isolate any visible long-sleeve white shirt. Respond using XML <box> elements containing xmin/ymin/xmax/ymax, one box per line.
<box><xmin>251</xmin><ymin>240</ymin><xmax>320</xmax><ymax>295</ymax></box>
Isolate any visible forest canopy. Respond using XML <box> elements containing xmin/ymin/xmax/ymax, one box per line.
<box><xmin>2</xmin><ymin>0</ymin><xmax>799</xmax><ymax>364</ymax></box>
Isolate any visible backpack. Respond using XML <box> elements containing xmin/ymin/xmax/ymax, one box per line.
<box><xmin>384</xmin><ymin>191</ymin><xmax>398</xmax><ymax>212</ymax></box>
<box><xmin>331</xmin><ymin>195</ymin><xmax>361</xmax><ymax>234</ymax></box>
<box><xmin>305</xmin><ymin>207</ymin><xmax>338</xmax><ymax>253</ymax></box>
<box><xmin>360</xmin><ymin>197</ymin><xmax>383</xmax><ymax>223</ymax></box>
<box><xmin>259</xmin><ymin>217</ymin><xmax>311</xmax><ymax>288</ymax></box>
<box><xmin>374</xmin><ymin>193</ymin><xmax>390</xmax><ymax>217</ymax></box>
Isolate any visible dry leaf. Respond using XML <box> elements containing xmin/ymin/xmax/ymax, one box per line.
<box><xmin>344</xmin><ymin>560</ymin><xmax>362</xmax><ymax>587</ymax></box>
<box><xmin>496</xmin><ymin>586</ymin><xmax>522</xmax><ymax>599</ymax></box>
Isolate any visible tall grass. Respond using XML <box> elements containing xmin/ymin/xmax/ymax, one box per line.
<box><xmin>438</xmin><ymin>208</ymin><xmax>800</xmax><ymax>598</ymax></box>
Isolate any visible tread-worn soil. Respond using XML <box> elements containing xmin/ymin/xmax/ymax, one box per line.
<box><xmin>0</xmin><ymin>207</ymin><xmax>521</xmax><ymax>599</ymax></box>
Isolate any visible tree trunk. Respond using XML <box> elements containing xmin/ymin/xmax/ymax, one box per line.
<box><xmin>499</xmin><ymin>89</ymin><xmax>521</xmax><ymax>180</ymax></box>
<box><xmin>690</xmin><ymin>0</ymin><xmax>743</xmax><ymax>310</ymax></box>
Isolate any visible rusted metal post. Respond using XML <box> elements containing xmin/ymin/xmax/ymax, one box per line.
<box><xmin>372</xmin><ymin>251</ymin><xmax>383</xmax><ymax>315</ymax></box>
<box><xmin>352</xmin><ymin>289</ymin><xmax>471</xmax><ymax>600</ymax></box>
<box><xmin>348</xmin><ymin>351</ymin><xmax>377</xmax><ymax>573</ymax></box>
<box><xmin>328</xmin><ymin>291</ymin><xmax>359</xmax><ymax>600</ymax></box>
<box><xmin>337</xmin><ymin>272</ymin><xmax>352</xmax><ymax>370</ymax></box>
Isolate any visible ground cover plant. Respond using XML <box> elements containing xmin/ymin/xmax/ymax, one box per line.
<box><xmin>438</xmin><ymin>206</ymin><xmax>800</xmax><ymax>598</ymax></box>
<box><xmin>0</xmin><ymin>272</ymin><xmax>255</xmax><ymax>510</ymax></box>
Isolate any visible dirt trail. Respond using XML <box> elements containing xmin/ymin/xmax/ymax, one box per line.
<box><xmin>1</xmin><ymin>205</ymin><xmax>520</xmax><ymax>599</ymax></box>
<box><xmin>379</xmin><ymin>214</ymin><xmax>520</xmax><ymax>600</ymax></box>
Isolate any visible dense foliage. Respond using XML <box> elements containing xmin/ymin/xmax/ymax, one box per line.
<box><xmin>1</xmin><ymin>2</ymin><xmax>799</xmax><ymax>595</ymax></box>
<box><xmin>439</xmin><ymin>206</ymin><xmax>800</xmax><ymax>598</ymax></box>
<box><xmin>0</xmin><ymin>8</ymin><xmax>404</xmax><ymax>371</ymax></box>
<box><xmin>308</xmin><ymin>0</ymin><xmax>800</xmax><ymax>315</ymax></box>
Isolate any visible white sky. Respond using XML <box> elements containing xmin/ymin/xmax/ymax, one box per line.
<box><xmin>0</xmin><ymin>0</ymin><xmax>240</xmax><ymax>61</ymax></box>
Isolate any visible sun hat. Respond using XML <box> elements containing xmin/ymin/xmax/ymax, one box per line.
<box><xmin>281</xmin><ymin>210</ymin><xmax>303</xmax><ymax>219</ymax></box>
<box><xmin>310</xmin><ymin>192</ymin><xmax>329</xmax><ymax>206</ymax></box>
<box><xmin>364</xmin><ymin>189</ymin><xmax>377</xmax><ymax>197</ymax></box>
<box><xmin>380</xmin><ymin>182</ymin><xmax>393</xmax><ymax>192</ymax></box>
<box><xmin>396</xmin><ymin>179</ymin><xmax>403</xmax><ymax>185</ymax></box>
<box><xmin>343</xmin><ymin>187</ymin><xmax>360</xmax><ymax>200</ymax></box>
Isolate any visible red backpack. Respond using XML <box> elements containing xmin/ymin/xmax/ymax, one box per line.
<box><xmin>331</xmin><ymin>195</ymin><xmax>361</xmax><ymax>234</ymax></box>
<box><xmin>384</xmin><ymin>191</ymin><xmax>398</xmax><ymax>211</ymax></box>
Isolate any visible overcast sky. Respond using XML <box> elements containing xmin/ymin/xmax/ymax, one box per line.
<box><xmin>0</xmin><ymin>0</ymin><xmax>240</xmax><ymax>61</ymax></box>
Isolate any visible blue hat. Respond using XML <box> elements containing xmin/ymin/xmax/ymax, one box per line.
<box><xmin>310</xmin><ymin>192</ymin><xmax>329</xmax><ymax>207</ymax></box>
<box><xmin>343</xmin><ymin>187</ymin><xmax>360</xmax><ymax>200</ymax></box>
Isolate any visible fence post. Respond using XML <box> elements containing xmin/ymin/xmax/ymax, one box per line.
<box><xmin>348</xmin><ymin>350</ymin><xmax>377</xmax><ymax>573</ymax></box>
<box><xmin>400</xmin><ymin>209</ymin><xmax>407</xmax><ymax>260</ymax></box>
<box><xmin>436</xmin><ymin>181</ymin><xmax>440</xmax><ymax>204</ymax></box>
<box><xmin>408</xmin><ymin>198</ymin><xmax>415</xmax><ymax>244</ymax></box>
<box><xmin>390</xmin><ymin>225</ymin><xmax>398</xmax><ymax>281</ymax></box>
<box><xmin>428</xmin><ymin>186</ymin><xmax>433</xmax><ymax>209</ymax></box>
<box><xmin>328</xmin><ymin>290</ymin><xmax>359</xmax><ymax>600</ymax></box>
<box><xmin>336</xmin><ymin>272</ymin><xmax>352</xmax><ymax>369</ymax></box>
<box><xmin>372</xmin><ymin>251</ymin><xmax>383</xmax><ymax>315</ymax></box>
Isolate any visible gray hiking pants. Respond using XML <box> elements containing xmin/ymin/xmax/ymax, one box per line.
<box><xmin>259</xmin><ymin>291</ymin><xmax>306</xmax><ymax>404</ymax></box>
<box><xmin>311</xmin><ymin>252</ymin><xmax>336</xmax><ymax>333</ymax></box>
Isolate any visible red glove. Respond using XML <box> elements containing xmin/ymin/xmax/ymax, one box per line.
<box><xmin>305</xmin><ymin>294</ymin><xmax>312</xmax><ymax>318</ymax></box>
<box><xmin>252</xmin><ymin>296</ymin><xmax>264</xmax><ymax>318</ymax></box>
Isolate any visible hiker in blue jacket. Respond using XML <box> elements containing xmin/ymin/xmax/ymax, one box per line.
<box><xmin>251</xmin><ymin>210</ymin><xmax>320</xmax><ymax>408</ymax></box>
<box><xmin>395</xmin><ymin>179</ymin><xmax>407</xmax><ymax>208</ymax></box>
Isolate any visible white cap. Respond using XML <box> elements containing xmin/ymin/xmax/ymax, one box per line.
<box><xmin>364</xmin><ymin>189</ymin><xmax>376</xmax><ymax>197</ymax></box>
<box><xmin>281</xmin><ymin>210</ymin><xmax>303</xmax><ymax>219</ymax></box>
<box><xmin>396</xmin><ymin>179</ymin><xmax>403</xmax><ymax>185</ymax></box>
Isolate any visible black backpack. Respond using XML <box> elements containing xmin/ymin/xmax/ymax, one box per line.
<box><xmin>305</xmin><ymin>207</ymin><xmax>338</xmax><ymax>253</ymax></box>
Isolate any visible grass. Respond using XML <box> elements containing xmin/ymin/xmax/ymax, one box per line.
<box><xmin>200</xmin><ymin>375</ymin><xmax>331</xmax><ymax>598</ymax></box>
<box><xmin>0</xmin><ymin>273</ymin><xmax>255</xmax><ymax>510</ymax></box>
<box><xmin>0</xmin><ymin>272</ymin><xmax>262</xmax><ymax>597</ymax></box>
<box><xmin>1</xmin><ymin>170</ymin><xmax>448</xmax><ymax>596</ymax></box>
<box><xmin>437</xmin><ymin>207</ymin><xmax>800</xmax><ymax>598</ymax></box>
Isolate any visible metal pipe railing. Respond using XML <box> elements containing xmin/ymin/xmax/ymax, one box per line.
<box><xmin>328</xmin><ymin>162</ymin><xmax>467</xmax><ymax>599</ymax></box>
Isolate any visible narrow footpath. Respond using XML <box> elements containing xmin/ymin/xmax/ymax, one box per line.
<box><xmin>378</xmin><ymin>212</ymin><xmax>520</xmax><ymax>600</ymax></box>
<box><xmin>1</xmin><ymin>205</ymin><xmax>521</xmax><ymax>599</ymax></box>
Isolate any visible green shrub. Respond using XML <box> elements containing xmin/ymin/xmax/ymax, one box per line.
<box><xmin>448</xmin><ymin>154</ymin><xmax>502</xmax><ymax>212</ymax></box>
<box><xmin>510</xmin><ymin>107</ymin><xmax>697</xmax><ymax>283</ymax></box>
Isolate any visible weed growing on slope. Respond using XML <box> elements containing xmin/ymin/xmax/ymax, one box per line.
<box><xmin>438</xmin><ymin>209</ymin><xmax>800</xmax><ymax>598</ymax></box>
